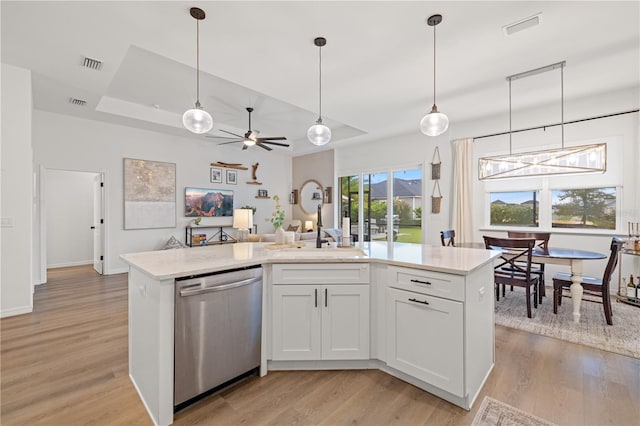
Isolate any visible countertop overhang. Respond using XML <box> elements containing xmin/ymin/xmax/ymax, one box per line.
<box><xmin>120</xmin><ymin>242</ymin><xmax>499</xmax><ymax>280</ymax></box>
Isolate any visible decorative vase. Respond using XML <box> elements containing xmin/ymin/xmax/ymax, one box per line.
<box><xmin>275</xmin><ymin>226</ymin><xmax>286</xmax><ymax>244</ymax></box>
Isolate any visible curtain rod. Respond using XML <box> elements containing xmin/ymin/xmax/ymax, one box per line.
<box><xmin>473</xmin><ymin>109</ymin><xmax>638</xmax><ymax>141</ymax></box>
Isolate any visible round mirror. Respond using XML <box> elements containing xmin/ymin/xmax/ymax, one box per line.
<box><xmin>299</xmin><ymin>179</ymin><xmax>323</xmax><ymax>215</ymax></box>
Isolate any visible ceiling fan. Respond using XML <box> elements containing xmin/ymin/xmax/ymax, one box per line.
<box><xmin>206</xmin><ymin>107</ymin><xmax>289</xmax><ymax>151</ymax></box>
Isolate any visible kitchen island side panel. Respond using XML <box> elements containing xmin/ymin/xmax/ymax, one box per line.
<box><xmin>128</xmin><ymin>267</ymin><xmax>175</xmax><ymax>426</ymax></box>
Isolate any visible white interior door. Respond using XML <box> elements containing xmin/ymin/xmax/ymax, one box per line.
<box><xmin>93</xmin><ymin>174</ymin><xmax>104</xmax><ymax>274</ymax></box>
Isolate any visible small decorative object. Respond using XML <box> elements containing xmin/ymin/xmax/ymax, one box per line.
<box><xmin>247</xmin><ymin>162</ymin><xmax>263</xmax><ymax>185</ymax></box>
<box><xmin>312</xmin><ymin>191</ymin><xmax>322</xmax><ymax>200</ymax></box>
<box><xmin>289</xmin><ymin>189</ymin><xmax>298</xmax><ymax>204</ymax></box>
<box><xmin>305</xmin><ymin>220</ymin><xmax>313</xmax><ymax>232</ymax></box>
<box><xmin>257</xmin><ymin>189</ymin><xmax>268</xmax><ymax>198</ymax></box>
<box><xmin>431</xmin><ymin>146</ymin><xmax>441</xmax><ymax>180</ymax></box>
<box><xmin>193</xmin><ymin>217</ymin><xmax>202</xmax><ymax>226</ymax></box>
<box><xmin>226</xmin><ymin>169</ymin><xmax>237</xmax><ymax>185</ymax></box>
<box><xmin>210</xmin><ymin>167</ymin><xmax>222</xmax><ymax>183</ymax></box>
<box><xmin>431</xmin><ymin>180</ymin><xmax>442</xmax><ymax>214</ymax></box>
<box><xmin>323</xmin><ymin>186</ymin><xmax>332</xmax><ymax>204</ymax></box>
<box><xmin>210</xmin><ymin>161</ymin><xmax>248</xmax><ymax>170</ymax></box>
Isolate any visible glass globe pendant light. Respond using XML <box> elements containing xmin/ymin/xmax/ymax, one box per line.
<box><xmin>420</xmin><ymin>14</ymin><xmax>449</xmax><ymax>137</ymax></box>
<box><xmin>183</xmin><ymin>7</ymin><xmax>213</xmax><ymax>134</ymax></box>
<box><xmin>307</xmin><ymin>37</ymin><xmax>331</xmax><ymax>146</ymax></box>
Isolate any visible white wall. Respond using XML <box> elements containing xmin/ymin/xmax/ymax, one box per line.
<box><xmin>33</xmin><ymin>110</ymin><xmax>292</xmax><ymax>274</ymax></box>
<box><xmin>1</xmin><ymin>64</ymin><xmax>34</xmax><ymax>317</ymax></box>
<box><xmin>335</xmin><ymin>87</ymin><xmax>638</xmax><ymax>283</ymax></box>
<box><xmin>45</xmin><ymin>169</ymin><xmax>98</xmax><ymax>268</ymax></box>
<box><xmin>292</xmin><ymin>150</ymin><xmax>335</xmax><ymax>229</ymax></box>
<box><xmin>335</xmin><ymin>132</ymin><xmax>450</xmax><ymax>246</ymax></box>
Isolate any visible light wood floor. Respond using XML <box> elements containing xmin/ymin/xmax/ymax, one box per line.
<box><xmin>1</xmin><ymin>265</ymin><xmax>639</xmax><ymax>425</ymax></box>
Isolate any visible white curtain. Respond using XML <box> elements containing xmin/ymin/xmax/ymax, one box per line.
<box><xmin>451</xmin><ymin>138</ymin><xmax>474</xmax><ymax>243</ymax></box>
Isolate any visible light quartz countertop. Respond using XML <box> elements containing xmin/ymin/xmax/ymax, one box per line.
<box><xmin>120</xmin><ymin>241</ymin><xmax>499</xmax><ymax>280</ymax></box>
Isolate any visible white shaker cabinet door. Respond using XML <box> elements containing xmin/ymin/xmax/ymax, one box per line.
<box><xmin>386</xmin><ymin>287</ymin><xmax>464</xmax><ymax>397</ymax></box>
<box><xmin>272</xmin><ymin>285</ymin><xmax>321</xmax><ymax>360</ymax></box>
<box><xmin>321</xmin><ymin>285</ymin><xmax>370</xmax><ymax>360</ymax></box>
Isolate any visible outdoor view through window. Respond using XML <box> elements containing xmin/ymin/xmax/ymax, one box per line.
<box><xmin>489</xmin><ymin>187</ymin><xmax>616</xmax><ymax>230</ymax></box>
<box><xmin>340</xmin><ymin>168</ymin><xmax>422</xmax><ymax>243</ymax></box>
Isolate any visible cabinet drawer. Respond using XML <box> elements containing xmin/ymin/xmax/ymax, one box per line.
<box><xmin>272</xmin><ymin>263</ymin><xmax>370</xmax><ymax>285</ymax></box>
<box><xmin>388</xmin><ymin>266</ymin><xmax>464</xmax><ymax>301</ymax></box>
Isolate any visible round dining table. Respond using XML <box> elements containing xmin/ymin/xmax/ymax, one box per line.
<box><xmin>531</xmin><ymin>247</ymin><xmax>606</xmax><ymax>323</ymax></box>
<box><xmin>456</xmin><ymin>243</ymin><xmax>607</xmax><ymax>323</ymax></box>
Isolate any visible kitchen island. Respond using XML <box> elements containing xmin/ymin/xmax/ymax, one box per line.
<box><xmin>121</xmin><ymin>242</ymin><xmax>499</xmax><ymax>426</ymax></box>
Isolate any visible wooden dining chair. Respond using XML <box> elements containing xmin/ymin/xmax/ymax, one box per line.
<box><xmin>552</xmin><ymin>237</ymin><xmax>624</xmax><ymax>325</ymax></box>
<box><xmin>506</xmin><ymin>231</ymin><xmax>551</xmax><ymax>303</ymax></box>
<box><xmin>483</xmin><ymin>236</ymin><xmax>539</xmax><ymax>318</ymax></box>
<box><xmin>440</xmin><ymin>230</ymin><xmax>455</xmax><ymax>247</ymax></box>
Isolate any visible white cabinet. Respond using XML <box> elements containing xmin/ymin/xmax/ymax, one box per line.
<box><xmin>271</xmin><ymin>263</ymin><xmax>370</xmax><ymax>361</ymax></box>
<box><xmin>384</xmin><ymin>264</ymin><xmax>495</xmax><ymax>407</ymax></box>
<box><xmin>272</xmin><ymin>285</ymin><xmax>321</xmax><ymax>360</ymax></box>
<box><xmin>386</xmin><ymin>287</ymin><xmax>464</xmax><ymax>397</ymax></box>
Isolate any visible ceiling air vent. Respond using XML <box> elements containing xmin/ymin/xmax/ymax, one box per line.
<box><xmin>503</xmin><ymin>13</ymin><xmax>542</xmax><ymax>36</ymax></box>
<box><xmin>69</xmin><ymin>97</ymin><xmax>87</xmax><ymax>106</ymax></box>
<box><xmin>82</xmin><ymin>56</ymin><xmax>103</xmax><ymax>71</ymax></box>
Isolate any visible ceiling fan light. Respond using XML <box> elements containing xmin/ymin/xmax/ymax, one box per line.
<box><xmin>243</xmin><ymin>138</ymin><xmax>257</xmax><ymax>146</ymax></box>
<box><xmin>183</xmin><ymin>107</ymin><xmax>213</xmax><ymax>134</ymax></box>
<box><xmin>420</xmin><ymin>107</ymin><xmax>449</xmax><ymax>136</ymax></box>
<box><xmin>307</xmin><ymin>122</ymin><xmax>332</xmax><ymax>146</ymax></box>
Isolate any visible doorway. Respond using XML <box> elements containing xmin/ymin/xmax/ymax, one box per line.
<box><xmin>39</xmin><ymin>168</ymin><xmax>105</xmax><ymax>284</ymax></box>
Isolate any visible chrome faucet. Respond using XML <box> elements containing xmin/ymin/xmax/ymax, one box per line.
<box><xmin>316</xmin><ymin>204</ymin><xmax>327</xmax><ymax>248</ymax></box>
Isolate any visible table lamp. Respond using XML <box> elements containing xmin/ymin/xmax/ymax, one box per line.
<box><xmin>305</xmin><ymin>220</ymin><xmax>313</xmax><ymax>232</ymax></box>
<box><xmin>233</xmin><ymin>209</ymin><xmax>253</xmax><ymax>242</ymax></box>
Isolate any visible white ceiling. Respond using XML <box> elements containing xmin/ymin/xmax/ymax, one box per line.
<box><xmin>2</xmin><ymin>1</ymin><xmax>638</xmax><ymax>156</ymax></box>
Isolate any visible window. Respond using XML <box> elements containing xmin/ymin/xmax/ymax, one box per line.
<box><xmin>392</xmin><ymin>168</ymin><xmax>422</xmax><ymax>243</ymax></box>
<box><xmin>551</xmin><ymin>187</ymin><xmax>616</xmax><ymax>230</ymax></box>
<box><xmin>489</xmin><ymin>191</ymin><xmax>540</xmax><ymax>227</ymax></box>
<box><xmin>340</xmin><ymin>166</ymin><xmax>423</xmax><ymax>243</ymax></box>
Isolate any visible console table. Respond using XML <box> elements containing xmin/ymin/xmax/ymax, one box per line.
<box><xmin>185</xmin><ymin>225</ymin><xmax>236</xmax><ymax>247</ymax></box>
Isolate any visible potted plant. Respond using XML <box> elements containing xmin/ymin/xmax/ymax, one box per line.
<box><xmin>267</xmin><ymin>195</ymin><xmax>286</xmax><ymax>244</ymax></box>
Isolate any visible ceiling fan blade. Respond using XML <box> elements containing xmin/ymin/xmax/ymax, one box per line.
<box><xmin>206</xmin><ymin>135</ymin><xmax>239</xmax><ymax>139</ymax></box>
<box><xmin>217</xmin><ymin>140</ymin><xmax>244</xmax><ymax>145</ymax></box>
<box><xmin>219</xmin><ymin>129</ymin><xmax>244</xmax><ymax>138</ymax></box>
<box><xmin>256</xmin><ymin>136</ymin><xmax>287</xmax><ymax>141</ymax></box>
<box><xmin>261</xmin><ymin>141</ymin><xmax>290</xmax><ymax>147</ymax></box>
<box><xmin>256</xmin><ymin>142</ymin><xmax>272</xmax><ymax>151</ymax></box>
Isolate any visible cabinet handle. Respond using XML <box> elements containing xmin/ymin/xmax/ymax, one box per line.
<box><xmin>325</xmin><ymin>288</ymin><xmax>328</xmax><ymax>307</ymax></box>
<box><xmin>315</xmin><ymin>288</ymin><xmax>318</xmax><ymax>308</ymax></box>
<box><xmin>410</xmin><ymin>279</ymin><xmax>431</xmax><ymax>285</ymax></box>
<box><xmin>408</xmin><ymin>297</ymin><xmax>429</xmax><ymax>305</ymax></box>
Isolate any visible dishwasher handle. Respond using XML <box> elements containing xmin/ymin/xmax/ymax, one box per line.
<box><xmin>179</xmin><ymin>276</ymin><xmax>261</xmax><ymax>297</ymax></box>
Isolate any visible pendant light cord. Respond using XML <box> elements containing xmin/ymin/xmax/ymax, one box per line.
<box><xmin>196</xmin><ymin>18</ymin><xmax>200</xmax><ymax>106</ymax></box>
<box><xmin>318</xmin><ymin>44</ymin><xmax>322</xmax><ymax>119</ymax></box>
<box><xmin>433</xmin><ymin>23</ymin><xmax>437</xmax><ymax>106</ymax></box>
<box><xmin>561</xmin><ymin>63</ymin><xmax>564</xmax><ymax>148</ymax></box>
<box><xmin>509</xmin><ymin>77</ymin><xmax>512</xmax><ymax>154</ymax></box>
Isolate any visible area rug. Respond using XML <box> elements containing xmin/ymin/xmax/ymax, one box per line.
<box><xmin>494</xmin><ymin>287</ymin><xmax>640</xmax><ymax>358</ymax></box>
<box><xmin>471</xmin><ymin>397</ymin><xmax>556</xmax><ymax>426</ymax></box>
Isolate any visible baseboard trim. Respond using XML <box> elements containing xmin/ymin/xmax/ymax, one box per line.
<box><xmin>47</xmin><ymin>260</ymin><xmax>93</xmax><ymax>269</ymax></box>
<box><xmin>1</xmin><ymin>304</ymin><xmax>33</xmax><ymax>318</ymax></box>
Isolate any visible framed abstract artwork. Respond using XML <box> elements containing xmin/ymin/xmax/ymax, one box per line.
<box><xmin>123</xmin><ymin>158</ymin><xmax>176</xmax><ymax>229</ymax></box>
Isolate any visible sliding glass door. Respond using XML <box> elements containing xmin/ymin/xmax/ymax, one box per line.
<box><xmin>340</xmin><ymin>166</ymin><xmax>422</xmax><ymax>244</ymax></box>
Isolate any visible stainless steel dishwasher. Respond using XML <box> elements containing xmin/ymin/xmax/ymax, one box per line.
<box><xmin>174</xmin><ymin>265</ymin><xmax>262</xmax><ymax>408</ymax></box>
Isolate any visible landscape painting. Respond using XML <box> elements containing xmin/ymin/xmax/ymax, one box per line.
<box><xmin>185</xmin><ymin>187</ymin><xmax>234</xmax><ymax>217</ymax></box>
